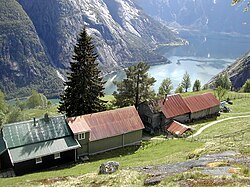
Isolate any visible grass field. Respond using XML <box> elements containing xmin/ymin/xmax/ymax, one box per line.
<box><xmin>0</xmin><ymin>92</ymin><xmax>249</xmax><ymax>186</ymax></box>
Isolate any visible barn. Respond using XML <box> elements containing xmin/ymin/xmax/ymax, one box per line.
<box><xmin>68</xmin><ymin>106</ymin><xmax>144</xmax><ymax>156</ymax></box>
<box><xmin>184</xmin><ymin>93</ymin><xmax>220</xmax><ymax>121</ymax></box>
<box><xmin>138</xmin><ymin>94</ymin><xmax>190</xmax><ymax>133</ymax></box>
<box><xmin>0</xmin><ymin>115</ymin><xmax>80</xmax><ymax>175</ymax></box>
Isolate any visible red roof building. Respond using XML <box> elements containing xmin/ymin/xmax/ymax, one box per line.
<box><xmin>68</xmin><ymin>106</ymin><xmax>144</xmax><ymax>155</ymax></box>
<box><xmin>184</xmin><ymin>93</ymin><xmax>220</xmax><ymax>113</ymax></box>
<box><xmin>165</xmin><ymin>120</ymin><xmax>191</xmax><ymax>136</ymax></box>
<box><xmin>68</xmin><ymin>106</ymin><xmax>144</xmax><ymax>141</ymax></box>
<box><xmin>159</xmin><ymin>94</ymin><xmax>190</xmax><ymax>118</ymax></box>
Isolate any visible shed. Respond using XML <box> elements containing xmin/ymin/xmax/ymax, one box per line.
<box><xmin>0</xmin><ymin>115</ymin><xmax>80</xmax><ymax>175</ymax></box>
<box><xmin>68</xmin><ymin>106</ymin><xmax>144</xmax><ymax>156</ymax></box>
<box><xmin>184</xmin><ymin>93</ymin><xmax>220</xmax><ymax>120</ymax></box>
<box><xmin>165</xmin><ymin>120</ymin><xmax>191</xmax><ymax>137</ymax></box>
<box><xmin>137</xmin><ymin>100</ymin><xmax>162</xmax><ymax>132</ymax></box>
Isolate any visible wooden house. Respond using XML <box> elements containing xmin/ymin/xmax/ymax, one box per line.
<box><xmin>138</xmin><ymin>94</ymin><xmax>190</xmax><ymax>133</ymax></box>
<box><xmin>0</xmin><ymin>115</ymin><xmax>80</xmax><ymax>175</ymax></box>
<box><xmin>68</xmin><ymin>106</ymin><xmax>144</xmax><ymax>157</ymax></box>
<box><xmin>184</xmin><ymin>93</ymin><xmax>220</xmax><ymax>121</ymax></box>
<box><xmin>138</xmin><ymin>93</ymin><xmax>220</xmax><ymax>133</ymax></box>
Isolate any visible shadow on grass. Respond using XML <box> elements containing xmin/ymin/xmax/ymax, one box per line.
<box><xmin>88</xmin><ymin>145</ymin><xmax>141</xmax><ymax>162</ymax></box>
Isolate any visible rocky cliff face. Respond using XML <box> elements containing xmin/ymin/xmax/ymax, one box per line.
<box><xmin>135</xmin><ymin>0</ymin><xmax>250</xmax><ymax>34</ymax></box>
<box><xmin>0</xmin><ymin>0</ymin><xmax>63</xmax><ymax>98</ymax></box>
<box><xmin>18</xmin><ymin>0</ymin><xmax>183</xmax><ymax>71</ymax></box>
<box><xmin>208</xmin><ymin>51</ymin><xmax>250</xmax><ymax>90</ymax></box>
<box><xmin>1</xmin><ymin>0</ymin><xmax>183</xmax><ymax>98</ymax></box>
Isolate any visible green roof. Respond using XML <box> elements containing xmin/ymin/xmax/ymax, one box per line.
<box><xmin>0</xmin><ymin>135</ymin><xmax>6</xmax><ymax>155</ymax></box>
<box><xmin>3</xmin><ymin>115</ymin><xmax>71</xmax><ymax>148</ymax></box>
<box><xmin>9</xmin><ymin>136</ymin><xmax>80</xmax><ymax>164</ymax></box>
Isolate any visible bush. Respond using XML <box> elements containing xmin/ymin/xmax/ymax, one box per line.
<box><xmin>241</xmin><ymin>79</ymin><xmax>250</xmax><ymax>93</ymax></box>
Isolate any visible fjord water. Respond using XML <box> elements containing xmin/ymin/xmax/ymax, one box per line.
<box><xmin>104</xmin><ymin>32</ymin><xmax>250</xmax><ymax>95</ymax></box>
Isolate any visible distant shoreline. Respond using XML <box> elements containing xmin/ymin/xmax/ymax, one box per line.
<box><xmin>177</xmin><ymin>58</ymin><xmax>229</xmax><ymax>64</ymax></box>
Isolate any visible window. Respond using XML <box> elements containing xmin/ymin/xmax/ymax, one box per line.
<box><xmin>54</xmin><ymin>153</ymin><xmax>61</xmax><ymax>159</ymax></box>
<box><xmin>36</xmin><ymin>157</ymin><xmax>42</xmax><ymax>164</ymax></box>
<box><xmin>78</xmin><ymin>133</ymin><xmax>85</xmax><ymax>140</ymax></box>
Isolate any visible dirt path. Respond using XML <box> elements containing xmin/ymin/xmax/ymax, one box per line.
<box><xmin>190</xmin><ymin>115</ymin><xmax>250</xmax><ymax>138</ymax></box>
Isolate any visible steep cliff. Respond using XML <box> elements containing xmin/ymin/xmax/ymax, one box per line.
<box><xmin>135</xmin><ymin>0</ymin><xmax>250</xmax><ymax>34</ymax></box>
<box><xmin>208</xmin><ymin>51</ymin><xmax>250</xmax><ymax>90</ymax></box>
<box><xmin>1</xmin><ymin>0</ymin><xmax>183</xmax><ymax>98</ymax></box>
<box><xmin>18</xmin><ymin>0</ymin><xmax>183</xmax><ymax>71</ymax></box>
<box><xmin>0</xmin><ymin>0</ymin><xmax>63</xmax><ymax>98</ymax></box>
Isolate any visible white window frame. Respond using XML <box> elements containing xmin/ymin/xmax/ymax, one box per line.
<box><xmin>35</xmin><ymin>157</ymin><xmax>42</xmax><ymax>164</ymax></box>
<box><xmin>78</xmin><ymin>133</ymin><xmax>85</xmax><ymax>140</ymax></box>
<box><xmin>54</xmin><ymin>152</ymin><xmax>61</xmax><ymax>159</ymax></box>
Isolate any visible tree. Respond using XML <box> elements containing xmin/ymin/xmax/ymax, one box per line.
<box><xmin>193</xmin><ymin>79</ymin><xmax>201</xmax><ymax>92</ymax></box>
<box><xmin>181</xmin><ymin>71</ymin><xmax>191</xmax><ymax>92</ymax></box>
<box><xmin>58</xmin><ymin>28</ymin><xmax>106</xmax><ymax>117</ymax></box>
<box><xmin>158</xmin><ymin>78</ymin><xmax>173</xmax><ymax>98</ymax></box>
<box><xmin>214</xmin><ymin>86</ymin><xmax>227</xmax><ymax>101</ymax></box>
<box><xmin>241</xmin><ymin>79</ymin><xmax>250</xmax><ymax>92</ymax></box>
<box><xmin>5</xmin><ymin>106</ymin><xmax>25</xmax><ymax>124</ymax></box>
<box><xmin>0</xmin><ymin>90</ymin><xmax>7</xmax><ymax>113</ymax></box>
<box><xmin>232</xmin><ymin>0</ymin><xmax>250</xmax><ymax>11</ymax></box>
<box><xmin>0</xmin><ymin>90</ymin><xmax>7</xmax><ymax>126</ymax></box>
<box><xmin>26</xmin><ymin>90</ymin><xmax>48</xmax><ymax>109</ymax></box>
<box><xmin>214</xmin><ymin>73</ymin><xmax>232</xmax><ymax>90</ymax></box>
<box><xmin>175</xmin><ymin>84</ymin><xmax>184</xmax><ymax>93</ymax></box>
<box><xmin>113</xmin><ymin>62</ymin><xmax>156</xmax><ymax>108</ymax></box>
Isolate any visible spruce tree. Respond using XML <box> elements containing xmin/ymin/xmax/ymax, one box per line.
<box><xmin>58</xmin><ymin>28</ymin><xmax>106</xmax><ymax>117</ymax></box>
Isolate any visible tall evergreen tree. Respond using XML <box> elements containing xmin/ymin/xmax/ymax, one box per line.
<box><xmin>113</xmin><ymin>62</ymin><xmax>156</xmax><ymax>108</ymax></box>
<box><xmin>58</xmin><ymin>28</ymin><xmax>106</xmax><ymax>117</ymax></box>
<box><xmin>181</xmin><ymin>71</ymin><xmax>191</xmax><ymax>92</ymax></box>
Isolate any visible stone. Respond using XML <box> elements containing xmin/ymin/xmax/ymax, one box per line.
<box><xmin>99</xmin><ymin>161</ymin><xmax>120</xmax><ymax>174</ymax></box>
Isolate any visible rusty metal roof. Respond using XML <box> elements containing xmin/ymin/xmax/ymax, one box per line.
<box><xmin>159</xmin><ymin>94</ymin><xmax>190</xmax><ymax>118</ymax></box>
<box><xmin>67</xmin><ymin>116</ymin><xmax>91</xmax><ymax>134</ymax></box>
<box><xmin>184</xmin><ymin>93</ymin><xmax>220</xmax><ymax>113</ymax></box>
<box><xmin>68</xmin><ymin>106</ymin><xmax>144</xmax><ymax>141</ymax></box>
<box><xmin>165</xmin><ymin>120</ymin><xmax>191</xmax><ymax>135</ymax></box>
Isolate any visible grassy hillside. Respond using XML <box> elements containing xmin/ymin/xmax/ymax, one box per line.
<box><xmin>0</xmin><ymin>92</ymin><xmax>249</xmax><ymax>186</ymax></box>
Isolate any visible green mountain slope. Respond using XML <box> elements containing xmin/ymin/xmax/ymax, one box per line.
<box><xmin>0</xmin><ymin>0</ymin><xmax>63</xmax><ymax>99</ymax></box>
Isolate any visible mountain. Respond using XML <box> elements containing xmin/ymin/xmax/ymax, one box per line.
<box><xmin>134</xmin><ymin>0</ymin><xmax>250</xmax><ymax>34</ymax></box>
<box><xmin>208</xmin><ymin>51</ymin><xmax>250</xmax><ymax>90</ymax></box>
<box><xmin>0</xmin><ymin>0</ymin><xmax>184</xmax><ymax>98</ymax></box>
<box><xmin>0</xmin><ymin>0</ymin><xmax>63</xmax><ymax>99</ymax></box>
<box><xmin>18</xmin><ymin>0</ymin><xmax>184</xmax><ymax>70</ymax></box>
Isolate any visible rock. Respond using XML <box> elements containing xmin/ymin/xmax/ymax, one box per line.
<box><xmin>144</xmin><ymin>175</ymin><xmax>164</xmax><ymax>186</ymax></box>
<box><xmin>99</xmin><ymin>161</ymin><xmax>120</xmax><ymax>174</ymax></box>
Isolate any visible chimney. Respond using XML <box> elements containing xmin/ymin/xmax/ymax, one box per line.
<box><xmin>163</xmin><ymin>94</ymin><xmax>168</xmax><ymax>105</ymax></box>
<box><xmin>44</xmin><ymin>113</ymin><xmax>49</xmax><ymax>123</ymax></box>
<box><xmin>33</xmin><ymin>118</ymin><xmax>37</xmax><ymax>127</ymax></box>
